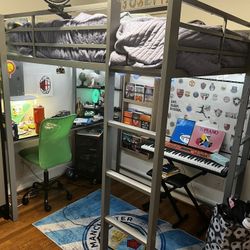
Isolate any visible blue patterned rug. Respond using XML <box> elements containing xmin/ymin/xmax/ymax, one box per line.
<box><xmin>33</xmin><ymin>190</ymin><xmax>204</xmax><ymax>249</ymax></box>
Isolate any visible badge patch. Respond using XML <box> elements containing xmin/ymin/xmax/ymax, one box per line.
<box><xmin>214</xmin><ymin>109</ymin><xmax>223</xmax><ymax>117</ymax></box>
<box><xmin>185</xmin><ymin>91</ymin><xmax>190</xmax><ymax>97</ymax></box>
<box><xmin>233</xmin><ymin>97</ymin><xmax>240</xmax><ymax>106</ymax></box>
<box><xmin>189</xmin><ymin>80</ymin><xmax>195</xmax><ymax>87</ymax></box>
<box><xmin>201</xmin><ymin>93</ymin><xmax>209</xmax><ymax>100</ymax></box>
<box><xmin>193</xmin><ymin>92</ymin><xmax>199</xmax><ymax>98</ymax></box>
<box><xmin>212</xmin><ymin>94</ymin><xmax>218</xmax><ymax>101</ymax></box>
<box><xmin>223</xmin><ymin>96</ymin><xmax>230</xmax><ymax>103</ymax></box>
<box><xmin>231</xmin><ymin>86</ymin><xmax>238</xmax><ymax>93</ymax></box>
<box><xmin>200</xmin><ymin>82</ymin><xmax>206</xmax><ymax>89</ymax></box>
<box><xmin>224</xmin><ymin>123</ymin><xmax>230</xmax><ymax>130</ymax></box>
<box><xmin>177</xmin><ymin>89</ymin><xmax>184</xmax><ymax>98</ymax></box>
<box><xmin>209</xmin><ymin>83</ymin><xmax>215</xmax><ymax>91</ymax></box>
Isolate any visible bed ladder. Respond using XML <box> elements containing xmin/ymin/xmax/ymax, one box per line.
<box><xmin>100</xmin><ymin>0</ymin><xmax>182</xmax><ymax>249</ymax></box>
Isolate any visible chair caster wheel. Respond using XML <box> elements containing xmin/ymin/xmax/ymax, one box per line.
<box><xmin>44</xmin><ymin>204</ymin><xmax>52</xmax><ymax>212</ymax></box>
<box><xmin>66</xmin><ymin>193</ymin><xmax>72</xmax><ymax>201</ymax></box>
<box><xmin>22</xmin><ymin>197</ymin><xmax>29</xmax><ymax>205</ymax></box>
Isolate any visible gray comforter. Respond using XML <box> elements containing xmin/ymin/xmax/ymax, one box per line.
<box><xmin>8</xmin><ymin>12</ymin><xmax>107</xmax><ymax>62</ymax></box>
<box><xmin>110</xmin><ymin>17</ymin><xmax>249</xmax><ymax>75</ymax></box>
<box><xmin>9</xmin><ymin>13</ymin><xmax>249</xmax><ymax>75</ymax></box>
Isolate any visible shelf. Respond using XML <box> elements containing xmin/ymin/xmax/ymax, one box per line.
<box><xmin>123</xmin><ymin>98</ymin><xmax>153</xmax><ymax>108</ymax></box>
<box><xmin>121</xmin><ymin>147</ymin><xmax>153</xmax><ymax>160</ymax></box>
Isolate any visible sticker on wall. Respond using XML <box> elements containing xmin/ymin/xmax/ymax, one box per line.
<box><xmin>185</xmin><ymin>91</ymin><xmax>190</xmax><ymax>97</ymax></box>
<box><xmin>225</xmin><ymin>112</ymin><xmax>237</xmax><ymax>119</ymax></box>
<box><xmin>214</xmin><ymin>109</ymin><xmax>223</xmax><ymax>117</ymax></box>
<box><xmin>201</xmin><ymin>93</ymin><xmax>209</xmax><ymax>100</ymax></box>
<box><xmin>171</xmin><ymin>86</ymin><xmax>175</xmax><ymax>92</ymax></box>
<box><xmin>224</xmin><ymin>123</ymin><xmax>230</xmax><ymax>130</ymax></box>
<box><xmin>200</xmin><ymin>82</ymin><xmax>206</xmax><ymax>89</ymax></box>
<box><xmin>209</xmin><ymin>83</ymin><xmax>215</xmax><ymax>91</ymax></box>
<box><xmin>189</xmin><ymin>80</ymin><xmax>195</xmax><ymax>87</ymax></box>
<box><xmin>176</xmin><ymin>89</ymin><xmax>184</xmax><ymax>98</ymax></box>
<box><xmin>221</xmin><ymin>85</ymin><xmax>227</xmax><ymax>91</ymax></box>
<box><xmin>186</xmin><ymin>104</ymin><xmax>192</xmax><ymax>112</ymax></box>
<box><xmin>212</xmin><ymin>94</ymin><xmax>218</xmax><ymax>101</ymax></box>
<box><xmin>193</xmin><ymin>92</ymin><xmax>199</xmax><ymax>98</ymax></box>
<box><xmin>37</xmin><ymin>74</ymin><xmax>53</xmax><ymax>96</ymax></box>
<box><xmin>233</xmin><ymin>97</ymin><xmax>240</xmax><ymax>106</ymax></box>
<box><xmin>231</xmin><ymin>86</ymin><xmax>238</xmax><ymax>93</ymax></box>
<box><xmin>223</xmin><ymin>96</ymin><xmax>230</xmax><ymax>103</ymax></box>
<box><xmin>196</xmin><ymin>105</ymin><xmax>208</xmax><ymax>118</ymax></box>
<box><xmin>7</xmin><ymin>60</ymin><xmax>16</xmax><ymax>79</ymax></box>
<box><xmin>178</xmin><ymin>78</ymin><xmax>183</xmax><ymax>84</ymax></box>
<box><xmin>170</xmin><ymin>121</ymin><xmax>175</xmax><ymax>127</ymax></box>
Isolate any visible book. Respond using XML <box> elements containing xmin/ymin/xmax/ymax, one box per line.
<box><xmin>171</xmin><ymin>118</ymin><xmax>196</xmax><ymax>145</ymax></box>
<box><xmin>146</xmin><ymin>164</ymin><xmax>180</xmax><ymax>180</ymax></box>
<box><xmin>144</xmin><ymin>85</ymin><xmax>154</xmax><ymax>102</ymax></box>
<box><xmin>188</xmin><ymin>125</ymin><xmax>225</xmax><ymax>153</ymax></box>
<box><xmin>134</xmin><ymin>84</ymin><xmax>144</xmax><ymax>102</ymax></box>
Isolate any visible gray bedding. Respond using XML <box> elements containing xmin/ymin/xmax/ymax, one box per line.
<box><xmin>8</xmin><ymin>12</ymin><xmax>107</xmax><ymax>62</ymax></box>
<box><xmin>110</xmin><ymin>17</ymin><xmax>249</xmax><ymax>75</ymax></box>
<box><xmin>9</xmin><ymin>13</ymin><xmax>249</xmax><ymax>75</ymax></box>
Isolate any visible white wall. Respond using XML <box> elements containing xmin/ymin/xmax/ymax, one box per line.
<box><xmin>0</xmin><ymin>0</ymin><xmax>105</xmax><ymax>14</ymax></box>
<box><xmin>14</xmin><ymin>63</ymin><xmax>74</xmax><ymax>191</ymax></box>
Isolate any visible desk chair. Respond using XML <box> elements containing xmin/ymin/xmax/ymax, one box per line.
<box><xmin>19</xmin><ymin>114</ymin><xmax>76</xmax><ymax>211</ymax></box>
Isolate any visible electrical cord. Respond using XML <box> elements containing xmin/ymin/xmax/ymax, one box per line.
<box><xmin>24</xmin><ymin>163</ymin><xmax>43</xmax><ymax>182</ymax></box>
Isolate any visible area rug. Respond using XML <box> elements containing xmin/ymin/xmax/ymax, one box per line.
<box><xmin>33</xmin><ymin>190</ymin><xmax>204</xmax><ymax>249</ymax></box>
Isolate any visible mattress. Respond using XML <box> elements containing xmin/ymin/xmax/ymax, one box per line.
<box><xmin>8</xmin><ymin>13</ymin><xmax>249</xmax><ymax>75</ymax></box>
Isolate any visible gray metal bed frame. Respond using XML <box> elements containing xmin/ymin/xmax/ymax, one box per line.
<box><xmin>0</xmin><ymin>0</ymin><xmax>250</xmax><ymax>248</ymax></box>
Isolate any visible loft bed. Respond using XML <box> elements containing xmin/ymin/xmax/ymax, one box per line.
<box><xmin>4</xmin><ymin>1</ymin><xmax>250</xmax><ymax>77</ymax></box>
<box><xmin>1</xmin><ymin>0</ymin><xmax>250</xmax><ymax>247</ymax></box>
<box><xmin>100</xmin><ymin>0</ymin><xmax>250</xmax><ymax>249</ymax></box>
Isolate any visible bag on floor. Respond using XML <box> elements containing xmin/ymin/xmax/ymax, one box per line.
<box><xmin>205</xmin><ymin>204</ymin><xmax>250</xmax><ymax>249</ymax></box>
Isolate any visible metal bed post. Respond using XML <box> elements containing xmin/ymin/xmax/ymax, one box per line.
<box><xmin>147</xmin><ymin>0</ymin><xmax>182</xmax><ymax>248</ymax></box>
<box><xmin>100</xmin><ymin>0</ymin><xmax>121</xmax><ymax>249</ymax></box>
<box><xmin>0</xmin><ymin>15</ymin><xmax>18</xmax><ymax>220</ymax></box>
<box><xmin>223</xmin><ymin>64</ymin><xmax>250</xmax><ymax>202</ymax></box>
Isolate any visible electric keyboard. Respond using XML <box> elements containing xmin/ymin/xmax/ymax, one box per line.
<box><xmin>141</xmin><ymin>142</ymin><xmax>229</xmax><ymax>177</ymax></box>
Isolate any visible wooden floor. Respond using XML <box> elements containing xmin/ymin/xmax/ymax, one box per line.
<box><xmin>0</xmin><ymin>176</ymin><xmax>209</xmax><ymax>249</ymax></box>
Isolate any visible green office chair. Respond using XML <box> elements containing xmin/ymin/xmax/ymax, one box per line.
<box><xmin>19</xmin><ymin>114</ymin><xmax>76</xmax><ymax>211</ymax></box>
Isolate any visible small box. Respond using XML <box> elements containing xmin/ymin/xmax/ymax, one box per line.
<box><xmin>132</xmin><ymin>112</ymin><xmax>141</xmax><ymax>127</ymax></box>
<box><xmin>140</xmin><ymin>113</ymin><xmax>151</xmax><ymax>130</ymax></box>
<box><xmin>125</xmin><ymin>82</ymin><xmax>135</xmax><ymax>100</ymax></box>
<box><xmin>135</xmin><ymin>84</ymin><xmax>144</xmax><ymax>102</ymax></box>
<box><xmin>123</xmin><ymin>110</ymin><xmax>133</xmax><ymax>125</ymax></box>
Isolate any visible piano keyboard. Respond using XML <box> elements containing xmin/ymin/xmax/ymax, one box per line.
<box><xmin>141</xmin><ymin>142</ymin><xmax>228</xmax><ymax>177</ymax></box>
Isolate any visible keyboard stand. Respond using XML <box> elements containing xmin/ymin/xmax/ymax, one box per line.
<box><xmin>143</xmin><ymin>162</ymin><xmax>208</xmax><ymax>229</ymax></box>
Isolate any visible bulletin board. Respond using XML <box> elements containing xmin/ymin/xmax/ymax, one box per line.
<box><xmin>167</xmin><ymin>77</ymin><xmax>248</xmax><ymax>153</ymax></box>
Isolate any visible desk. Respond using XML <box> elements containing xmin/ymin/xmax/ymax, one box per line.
<box><xmin>13</xmin><ymin>120</ymin><xmax>103</xmax><ymax>144</ymax></box>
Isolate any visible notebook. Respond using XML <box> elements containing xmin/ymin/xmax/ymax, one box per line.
<box><xmin>170</xmin><ymin>118</ymin><xmax>196</xmax><ymax>145</ymax></box>
<box><xmin>188</xmin><ymin>125</ymin><xmax>225</xmax><ymax>153</ymax></box>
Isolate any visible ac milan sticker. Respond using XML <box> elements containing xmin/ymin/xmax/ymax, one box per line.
<box><xmin>40</xmin><ymin>75</ymin><xmax>51</xmax><ymax>95</ymax></box>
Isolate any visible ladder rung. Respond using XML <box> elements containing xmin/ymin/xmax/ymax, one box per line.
<box><xmin>108</xmin><ymin>120</ymin><xmax>156</xmax><ymax>139</ymax></box>
<box><xmin>105</xmin><ymin>216</ymin><xmax>147</xmax><ymax>245</ymax></box>
<box><xmin>106</xmin><ymin>170</ymin><xmax>151</xmax><ymax>195</ymax></box>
